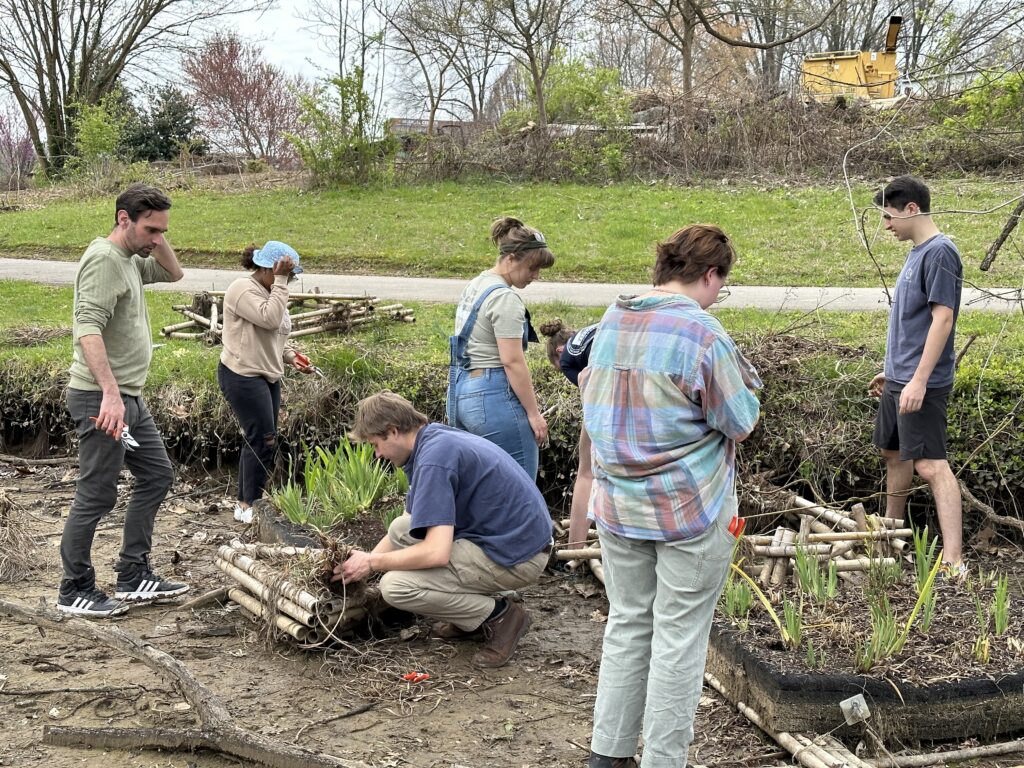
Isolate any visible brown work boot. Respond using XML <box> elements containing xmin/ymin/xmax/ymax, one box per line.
<box><xmin>430</xmin><ymin>621</ymin><xmax>482</xmax><ymax>640</ymax></box>
<box><xmin>472</xmin><ymin>601</ymin><xmax>531</xmax><ymax>668</ymax></box>
<box><xmin>586</xmin><ymin>754</ymin><xmax>638</xmax><ymax>768</ymax></box>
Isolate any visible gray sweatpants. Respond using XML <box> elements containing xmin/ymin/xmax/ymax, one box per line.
<box><xmin>590</xmin><ymin>499</ymin><xmax>736</xmax><ymax>768</ymax></box>
<box><xmin>60</xmin><ymin>389</ymin><xmax>174</xmax><ymax>584</ymax></box>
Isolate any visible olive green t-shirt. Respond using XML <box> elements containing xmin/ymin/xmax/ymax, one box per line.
<box><xmin>453</xmin><ymin>272</ymin><xmax>526</xmax><ymax>369</ymax></box>
<box><xmin>69</xmin><ymin>237</ymin><xmax>173</xmax><ymax>396</ymax></box>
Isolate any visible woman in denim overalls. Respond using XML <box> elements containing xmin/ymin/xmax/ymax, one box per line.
<box><xmin>447</xmin><ymin>217</ymin><xmax>555</xmax><ymax>480</ymax></box>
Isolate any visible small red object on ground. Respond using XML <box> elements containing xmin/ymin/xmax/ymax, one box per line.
<box><xmin>402</xmin><ymin>672</ymin><xmax>430</xmax><ymax>683</ymax></box>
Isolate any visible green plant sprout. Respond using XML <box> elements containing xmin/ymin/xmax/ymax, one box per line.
<box><xmin>912</xmin><ymin>524</ymin><xmax>940</xmax><ymax>594</ymax></box>
<box><xmin>993</xmin><ymin>573</ymin><xmax>1011</xmax><ymax>636</ymax></box>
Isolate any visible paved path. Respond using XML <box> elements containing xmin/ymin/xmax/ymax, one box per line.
<box><xmin>1</xmin><ymin>257</ymin><xmax>1017</xmax><ymax>312</ymax></box>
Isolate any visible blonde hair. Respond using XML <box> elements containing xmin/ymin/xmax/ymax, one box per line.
<box><xmin>351</xmin><ymin>392</ymin><xmax>429</xmax><ymax>441</ymax></box>
<box><xmin>491</xmin><ymin>216</ymin><xmax>555</xmax><ymax>270</ymax></box>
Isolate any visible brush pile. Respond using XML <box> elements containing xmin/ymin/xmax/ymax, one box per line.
<box><xmin>217</xmin><ymin>540</ymin><xmax>380</xmax><ymax>648</ymax></box>
<box><xmin>0</xmin><ymin>488</ymin><xmax>41</xmax><ymax>582</ymax></box>
<box><xmin>161</xmin><ymin>290</ymin><xmax>415</xmax><ymax>344</ymax></box>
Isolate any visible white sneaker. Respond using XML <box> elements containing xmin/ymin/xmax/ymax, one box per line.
<box><xmin>234</xmin><ymin>505</ymin><xmax>254</xmax><ymax>524</ymax></box>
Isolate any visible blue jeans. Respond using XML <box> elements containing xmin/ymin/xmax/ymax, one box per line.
<box><xmin>448</xmin><ymin>367</ymin><xmax>537</xmax><ymax>480</ymax></box>
<box><xmin>590</xmin><ymin>499</ymin><xmax>736</xmax><ymax>767</ymax></box>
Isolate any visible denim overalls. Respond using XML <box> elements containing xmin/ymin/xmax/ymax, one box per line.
<box><xmin>446</xmin><ymin>284</ymin><xmax>537</xmax><ymax>479</ymax></box>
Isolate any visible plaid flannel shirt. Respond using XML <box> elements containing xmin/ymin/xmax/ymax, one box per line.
<box><xmin>580</xmin><ymin>294</ymin><xmax>762</xmax><ymax>541</ymax></box>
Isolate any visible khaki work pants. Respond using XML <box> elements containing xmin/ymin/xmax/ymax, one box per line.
<box><xmin>379</xmin><ymin>514</ymin><xmax>548</xmax><ymax>631</ymax></box>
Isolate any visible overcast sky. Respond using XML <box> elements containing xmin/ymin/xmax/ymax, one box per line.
<box><xmin>233</xmin><ymin>2</ymin><xmax>337</xmax><ymax>81</ymax></box>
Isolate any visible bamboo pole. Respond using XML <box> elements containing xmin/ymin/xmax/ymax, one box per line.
<box><xmin>746</xmin><ymin>530</ymin><xmax>913</xmax><ymax>544</ymax></box>
<box><xmin>588</xmin><ymin>559</ymin><xmax>605</xmax><ymax>585</ymax></box>
<box><xmin>207</xmin><ymin>290</ymin><xmax>376</xmax><ymax>301</ymax></box>
<box><xmin>167</xmin><ymin>332</ymin><xmax>205</xmax><ymax>340</ymax></box>
<box><xmin>179</xmin><ymin>309</ymin><xmax>212</xmax><ymax>328</ymax></box>
<box><xmin>232</xmin><ymin>542</ymin><xmax>325</xmax><ymax>558</ymax></box>
<box><xmin>555</xmin><ymin>547</ymin><xmax>603</xmax><ymax>561</ymax></box>
<box><xmin>791</xmin><ymin>496</ymin><xmax>857</xmax><ymax>531</ymax></box>
<box><xmin>161</xmin><ymin>319</ymin><xmax>200</xmax><ymax>334</ymax></box>
<box><xmin>753</xmin><ymin>544</ymin><xmax>832</xmax><ymax>557</ymax></box>
<box><xmin>761</xmin><ymin>527</ymin><xmax>786</xmax><ymax>585</ymax></box>
<box><xmin>745</xmin><ymin>561</ymin><xmax>897</xmax><ymax>577</ymax></box>
<box><xmin>209</xmin><ymin>301</ymin><xmax>219</xmax><ymax>334</ymax></box>
<box><xmin>216</xmin><ymin>546</ymin><xmax>322</xmax><ymax>613</ymax></box>
<box><xmin>770</xmin><ymin>529</ymin><xmax>796</xmax><ymax>587</ymax></box>
<box><xmin>871</xmin><ymin>737</ymin><xmax>1024</xmax><ymax>767</ymax></box>
<box><xmin>703</xmin><ymin>672</ymin><xmax>833</xmax><ymax>768</ymax></box>
<box><xmin>228</xmin><ymin>588</ymin><xmax>309</xmax><ymax>642</ymax></box>
<box><xmin>214</xmin><ymin>558</ymin><xmax>316</xmax><ymax>626</ymax></box>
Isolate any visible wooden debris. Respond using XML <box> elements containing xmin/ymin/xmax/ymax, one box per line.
<box><xmin>161</xmin><ymin>290</ymin><xmax>415</xmax><ymax>344</ymax></box>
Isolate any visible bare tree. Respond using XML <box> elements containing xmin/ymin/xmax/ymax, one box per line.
<box><xmin>182</xmin><ymin>33</ymin><xmax>308</xmax><ymax>166</ymax></box>
<box><xmin>482</xmin><ymin>0</ymin><xmax>585</xmax><ymax>127</ymax></box>
<box><xmin>589</xmin><ymin>3</ymin><xmax>680</xmax><ymax>90</ymax></box>
<box><xmin>302</xmin><ymin>0</ymin><xmax>388</xmax><ymax>130</ymax></box>
<box><xmin>379</xmin><ymin>0</ymin><xmax>464</xmax><ymax>132</ymax></box>
<box><xmin>0</xmin><ymin>0</ymin><xmax>270</xmax><ymax>177</ymax></box>
<box><xmin>601</xmin><ymin>0</ymin><xmax>711</xmax><ymax>95</ymax></box>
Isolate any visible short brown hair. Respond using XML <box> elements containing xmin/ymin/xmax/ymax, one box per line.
<box><xmin>491</xmin><ymin>216</ymin><xmax>555</xmax><ymax>270</ymax></box>
<box><xmin>114</xmin><ymin>183</ymin><xmax>172</xmax><ymax>225</ymax></box>
<box><xmin>351</xmin><ymin>392</ymin><xmax>429</xmax><ymax>441</ymax></box>
<box><xmin>538</xmin><ymin>318</ymin><xmax>574</xmax><ymax>366</ymax></box>
<box><xmin>652</xmin><ymin>224</ymin><xmax>735</xmax><ymax>287</ymax></box>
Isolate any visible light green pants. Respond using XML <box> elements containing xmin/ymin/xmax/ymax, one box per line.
<box><xmin>590</xmin><ymin>501</ymin><xmax>736</xmax><ymax>768</ymax></box>
<box><xmin>379</xmin><ymin>514</ymin><xmax>548</xmax><ymax>631</ymax></box>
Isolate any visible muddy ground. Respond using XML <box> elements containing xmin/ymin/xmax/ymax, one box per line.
<box><xmin>1</xmin><ymin>459</ymin><xmax>1022</xmax><ymax>768</ymax></box>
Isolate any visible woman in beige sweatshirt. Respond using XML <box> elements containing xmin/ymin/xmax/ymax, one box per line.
<box><xmin>218</xmin><ymin>241</ymin><xmax>313</xmax><ymax>523</ymax></box>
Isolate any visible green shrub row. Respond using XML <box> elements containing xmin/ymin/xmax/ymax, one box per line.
<box><xmin>2</xmin><ymin>336</ymin><xmax>1021</xmax><ymax>524</ymax></box>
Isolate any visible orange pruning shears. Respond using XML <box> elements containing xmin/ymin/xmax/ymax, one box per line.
<box><xmin>293</xmin><ymin>352</ymin><xmax>325</xmax><ymax>378</ymax></box>
<box><xmin>728</xmin><ymin>516</ymin><xmax>746</xmax><ymax>538</ymax></box>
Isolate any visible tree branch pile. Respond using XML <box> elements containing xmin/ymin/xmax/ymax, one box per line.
<box><xmin>161</xmin><ymin>291</ymin><xmax>415</xmax><ymax>344</ymax></box>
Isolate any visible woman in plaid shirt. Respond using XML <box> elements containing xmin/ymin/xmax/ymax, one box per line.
<box><xmin>580</xmin><ymin>225</ymin><xmax>761</xmax><ymax>768</ymax></box>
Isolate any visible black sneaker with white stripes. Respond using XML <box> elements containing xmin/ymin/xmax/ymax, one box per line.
<box><xmin>57</xmin><ymin>581</ymin><xmax>129</xmax><ymax>617</ymax></box>
<box><xmin>114</xmin><ymin>561</ymin><xmax>190</xmax><ymax>602</ymax></box>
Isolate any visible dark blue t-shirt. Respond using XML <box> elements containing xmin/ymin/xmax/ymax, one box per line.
<box><xmin>403</xmin><ymin>424</ymin><xmax>553</xmax><ymax>567</ymax></box>
<box><xmin>558</xmin><ymin>323</ymin><xmax>597</xmax><ymax>387</ymax></box>
<box><xmin>885</xmin><ymin>234</ymin><xmax>962</xmax><ymax>388</ymax></box>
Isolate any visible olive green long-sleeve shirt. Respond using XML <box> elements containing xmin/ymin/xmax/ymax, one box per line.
<box><xmin>69</xmin><ymin>237</ymin><xmax>173</xmax><ymax>396</ymax></box>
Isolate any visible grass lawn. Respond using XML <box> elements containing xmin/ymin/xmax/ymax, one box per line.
<box><xmin>1</xmin><ymin>179</ymin><xmax>1021</xmax><ymax>287</ymax></box>
<box><xmin>4</xmin><ymin>281</ymin><xmax>1022</xmax><ymax>382</ymax></box>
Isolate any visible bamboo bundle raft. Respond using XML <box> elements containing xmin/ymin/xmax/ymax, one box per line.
<box><xmin>160</xmin><ymin>290</ymin><xmax>415</xmax><ymax>343</ymax></box>
<box><xmin>216</xmin><ymin>541</ymin><xmax>379</xmax><ymax>648</ymax></box>
<box><xmin>553</xmin><ymin>491</ymin><xmax>911</xmax><ymax>591</ymax></box>
<box><xmin>739</xmin><ymin>495</ymin><xmax>909</xmax><ymax>587</ymax></box>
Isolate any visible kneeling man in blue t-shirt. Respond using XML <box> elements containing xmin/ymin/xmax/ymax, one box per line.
<box><xmin>333</xmin><ymin>391</ymin><xmax>553</xmax><ymax>667</ymax></box>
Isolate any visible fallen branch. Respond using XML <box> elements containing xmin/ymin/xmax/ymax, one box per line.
<box><xmin>0</xmin><ymin>453</ymin><xmax>77</xmax><ymax>466</ymax></box>
<box><xmin>980</xmin><ymin>196</ymin><xmax>1024</xmax><ymax>272</ymax></box>
<box><xmin>960</xmin><ymin>481</ymin><xmax>1024</xmax><ymax>534</ymax></box>
<box><xmin>0</xmin><ymin>597</ymin><xmax>366</xmax><ymax>768</ymax></box>
<box><xmin>175</xmin><ymin>586</ymin><xmax>229</xmax><ymax>612</ymax></box>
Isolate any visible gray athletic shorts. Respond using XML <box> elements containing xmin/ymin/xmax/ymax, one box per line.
<box><xmin>872</xmin><ymin>380</ymin><xmax>953</xmax><ymax>461</ymax></box>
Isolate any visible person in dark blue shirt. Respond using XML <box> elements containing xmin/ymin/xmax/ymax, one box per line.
<box><xmin>333</xmin><ymin>392</ymin><xmax>553</xmax><ymax>668</ymax></box>
<box><xmin>540</xmin><ymin>320</ymin><xmax>598</xmax><ymax>547</ymax></box>
<box><xmin>869</xmin><ymin>175</ymin><xmax>964</xmax><ymax>577</ymax></box>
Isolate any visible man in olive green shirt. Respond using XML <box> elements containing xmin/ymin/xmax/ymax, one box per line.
<box><xmin>58</xmin><ymin>184</ymin><xmax>190</xmax><ymax>617</ymax></box>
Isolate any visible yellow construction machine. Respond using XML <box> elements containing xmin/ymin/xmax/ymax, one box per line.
<box><xmin>802</xmin><ymin>16</ymin><xmax>903</xmax><ymax>104</ymax></box>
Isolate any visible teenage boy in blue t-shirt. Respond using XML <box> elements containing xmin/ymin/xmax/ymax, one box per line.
<box><xmin>333</xmin><ymin>392</ymin><xmax>553</xmax><ymax>668</ymax></box>
<box><xmin>868</xmin><ymin>175</ymin><xmax>964</xmax><ymax>575</ymax></box>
